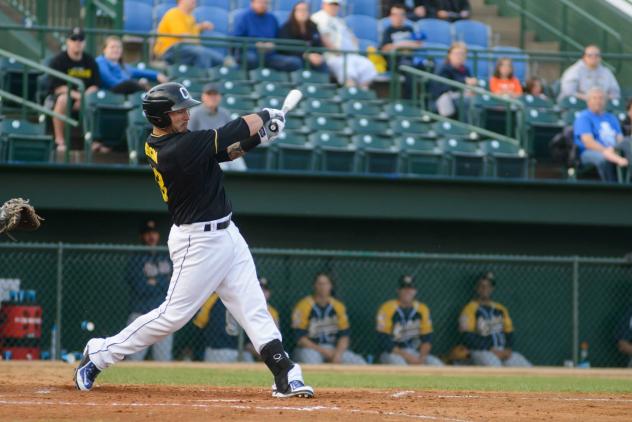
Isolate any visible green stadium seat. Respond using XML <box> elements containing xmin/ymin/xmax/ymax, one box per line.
<box><xmin>1</xmin><ymin>119</ymin><xmax>53</xmax><ymax>162</ymax></box>
<box><xmin>85</xmin><ymin>90</ymin><xmax>133</xmax><ymax>150</ymax></box>
<box><xmin>440</xmin><ymin>137</ymin><xmax>485</xmax><ymax>177</ymax></box>
<box><xmin>258</xmin><ymin>96</ymin><xmax>284</xmax><ymax>109</ymax></box>
<box><xmin>342</xmin><ymin>100</ymin><xmax>383</xmax><ymax>117</ymax></box>
<box><xmin>126</xmin><ymin>91</ymin><xmax>146</xmax><ymax>107</ymax></box>
<box><xmin>243</xmin><ymin>144</ymin><xmax>272</xmax><ymax>170</ymax></box>
<box><xmin>525</xmin><ymin>108</ymin><xmax>564</xmax><ymax>158</ymax></box>
<box><xmin>275</xmin><ymin>131</ymin><xmax>314</xmax><ymax>171</ymax></box>
<box><xmin>209</xmin><ymin>66</ymin><xmax>248</xmax><ymax>81</ymax></box>
<box><xmin>218</xmin><ymin>80</ymin><xmax>256</xmax><ymax>96</ymax></box>
<box><xmin>306</xmin><ymin>115</ymin><xmax>348</xmax><ymax>133</ymax></box>
<box><xmin>607</xmin><ymin>97</ymin><xmax>625</xmax><ymax>113</ymax></box>
<box><xmin>353</xmin><ymin>134</ymin><xmax>399</xmax><ymax>174</ymax></box>
<box><xmin>383</xmin><ymin>101</ymin><xmax>423</xmax><ymax>118</ymax></box>
<box><xmin>310</xmin><ymin>132</ymin><xmax>356</xmax><ymax>173</ymax></box>
<box><xmin>472</xmin><ymin>94</ymin><xmax>518</xmax><ymax>135</ymax></box>
<box><xmin>249</xmin><ymin>68</ymin><xmax>290</xmax><ymax>82</ymax></box>
<box><xmin>398</xmin><ymin>135</ymin><xmax>444</xmax><ymax>176</ymax></box>
<box><xmin>290</xmin><ymin>69</ymin><xmax>330</xmax><ymax>84</ymax></box>
<box><xmin>222</xmin><ymin>95</ymin><xmax>257</xmax><ymax>112</ymax></box>
<box><xmin>301</xmin><ymin>83</ymin><xmax>338</xmax><ymax>99</ymax></box>
<box><xmin>562</xmin><ymin>110</ymin><xmax>581</xmax><ymax>126</ymax></box>
<box><xmin>433</xmin><ymin>120</ymin><xmax>481</xmax><ymax>140</ymax></box>
<box><xmin>349</xmin><ymin>117</ymin><xmax>389</xmax><ymax>135</ymax></box>
<box><xmin>167</xmin><ymin>64</ymin><xmax>209</xmax><ymax>80</ymax></box>
<box><xmin>0</xmin><ymin>57</ymin><xmax>41</xmax><ymax>107</ymax></box>
<box><xmin>481</xmin><ymin>139</ymin><xmax>529</xmax><ymax>179</ymax></box>
<box><xmin>390</xmin><ymin>118</ymin><xmax>435</xmax><ymax>137</ymax></box>
<box><xmin>520</xmin><ymin>94</ymin><xmax>554</xmax><ymax>110</ymax></box>
<box><xmin>255</xmin><ymin>81</ymin><xmax>292</xmax><ymax>98</ymax></box>
<box><xmin>126</xmin><ymin>107</ymin><xmax>152</xmax><ymax>165</ymax></box>
<box><xmin>559</xmin><ymin>95</ymin><xmax>587</xmax><ymax>111</ymax></box>
<box><xmin>337</xmin><ymin>87</ymin><xmax>377</xmax><ymax>101</ymax></box>
<box><xmin>179</xmin><ymin>78</ymin><xmax>206</xmax><ymax>94</ymax></box>
<box><xmin>302</xmin><ymin>98</ymin><xmax>342</xmax><ymax>116</ymax></box>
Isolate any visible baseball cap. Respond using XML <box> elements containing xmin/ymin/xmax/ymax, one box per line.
<box><xmin>202</xmin><ymin>83</ymin><xmax>220</xmax><ymax>94</ymax></box>
<box><xmin>67</xmin><ymin>27</ymin><xmax>85</xmax><ymax>41</ymax></box>
<box><xmin>323</xmin><ymin>0</ymin><xmax>341</xmax><ymax>4</ymax></box>
<box><xmin>259</xmin><ymin>277</ymin><xmax>270</xmax><ymax>289</ymax></box>
<box><xmin>477</xmin><ymin>271</ymin><xmax>496</xmax><ymax>286</ymax></box>
<box><xmin>139</xmin><ymin>219</ymin><xmax>159</xmax><ymax>234</ymax></box>
<box><xmin>398</xmin><ymin>274</ymin><xmax>416</xmax><ymax>289</ymax></box>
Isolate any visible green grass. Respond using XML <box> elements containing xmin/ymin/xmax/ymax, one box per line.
<box><xmin>100</xmin><ymin>366</ymin><xmax>632</xmax><ymax>393</ymax></box>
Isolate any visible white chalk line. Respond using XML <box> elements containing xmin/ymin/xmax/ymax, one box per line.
<box><xmin>391</xmin><ymin>390</ymin><xmax>415</xmax><ymax>398</ymax></box>
<box><xmin>0</xmin><ymin>399</ymin><xmax>471</xmax><ymax>422</ymax></box>
<box><xmin>434</xmin><ymin>394</ymin><xmax>632</xmax><ymax>403</ymax></box>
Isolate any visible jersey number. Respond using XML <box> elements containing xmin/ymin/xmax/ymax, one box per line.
<box><xmin>152</xmin><ymin>168</ymin><xmax>169</xmax><ymax>202</ymax></box>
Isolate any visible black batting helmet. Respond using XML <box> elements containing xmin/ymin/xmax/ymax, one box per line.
<box><xmin>142</xmin><ymin>82</ymin><xmax>200</xmax><ymax>128</ymax></box>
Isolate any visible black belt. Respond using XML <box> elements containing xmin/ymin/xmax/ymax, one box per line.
<box><xmin>203</xmin><ymin>218</ymin><xmax>230</xmax><ymax>232</ymax></box>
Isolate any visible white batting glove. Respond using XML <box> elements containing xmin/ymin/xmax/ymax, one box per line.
<box><xmin>263</xmin><ymin>107</ymin><xmax>285</xmax><ymax>122</ymax></box>
<box><xmin>257</xmin><ymin>117</ymin><xmax>285</xmax><ymax>145</ymax></box>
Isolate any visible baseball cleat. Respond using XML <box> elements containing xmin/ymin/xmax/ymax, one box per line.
<box><xmin>73</xmin><ymin>345</ymin><xmax>101</xmax><ymax>391</ymax></box>
<box><xmin>272</xmin><ymin>363</ymin><xmax>314</xmax><ymax>398</ymax></box>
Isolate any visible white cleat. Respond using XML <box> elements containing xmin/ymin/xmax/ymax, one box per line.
<box><xmin>271</xmin><ymin>363</ymin><xmax>314</xmax><ymax>398</ymax></box>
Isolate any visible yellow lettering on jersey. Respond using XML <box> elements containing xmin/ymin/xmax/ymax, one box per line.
<box><xmin>145</xmin><ymin>142</ymin><xmax>158</xmax><ymax>164</ymax></box>
<box><xmin>152</xmin><ymin>168</ymin><xmax>169</xmax><ymax>202</ymax></box>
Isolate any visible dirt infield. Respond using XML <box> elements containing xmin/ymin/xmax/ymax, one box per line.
<box><xmin>1</xmin><ymin>362</ymin><xmax>631</xmax><ymax>422</ymax></box>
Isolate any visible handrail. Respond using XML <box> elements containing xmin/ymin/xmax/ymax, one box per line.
<box><xmin>0</xmin><ymin>47</ymin><xmax>85</xmax><ymax>163</ymax></box>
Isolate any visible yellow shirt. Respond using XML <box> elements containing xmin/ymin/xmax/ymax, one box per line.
<box><xmin>154</xmin><ymin>7</ymin><xmax>200</xmax><ymax>58</ymax></box>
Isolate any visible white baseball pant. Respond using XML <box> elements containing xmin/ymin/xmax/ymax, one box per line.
<box><xmin>87</xmin><ymin>217</ymin><xmax>281</xmax><ymax>370</ymax></box>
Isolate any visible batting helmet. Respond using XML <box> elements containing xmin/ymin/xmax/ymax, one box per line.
<box><xmin>142</xmin><ymin>82</ymin><xmax>200</xmax><ymax>128</ymax></box>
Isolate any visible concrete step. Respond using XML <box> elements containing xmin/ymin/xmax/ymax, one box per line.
<box><xmin>472</xmin><ymin>4</ymin><xmax>499</xmax><ymax>18</ymax></box>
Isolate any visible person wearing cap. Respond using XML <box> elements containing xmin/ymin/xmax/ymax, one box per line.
<box><xmin>311</xmin><ymin>0</ymin><xmax>378</xmax><ymax>89</ymax></box>
<box><xmin>376</xmin><ymin>275</ymin><xmax>444</xmax><ymax>366</ymax></box>
<box><xmin>125</xmin><ymin>220</ymin><xmax>173</xmax><ymax>362</ymax></box>
<box><xmin>48</xmin><ymin>27</ymin><xmax>100</xmax><ymax>152</ymax></box>
<box><xmin>188</xmin><ymin>83</ymin><xmax>246</xmax><ymax>171</ymax></box>
<box><xmin>292</xmin><ymin>273</ymin><xmax>366</xmax><ymax>364</ymax></box>
<box><xmin>154</xmin><ymin>0</ymin><xmax>225</xmax><ymax>68</ymax></box>
<box><xmin>459</xmin><ymin>272</ymin><xmax>531</xmax><ymax>367</ymax></box>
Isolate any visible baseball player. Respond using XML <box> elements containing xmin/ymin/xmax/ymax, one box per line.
<box><xmin>291</xmin><ymin>273</ymin><xmax>366</xmax><ymax>364</ymax></box>
<box><xmin>459</xmin><ymin>272</ymin><xmax>531</xmax><ymax>367</ymax></box>
<box><xmin>376</xmin><ymin>275</ymin><xmax>444</xmax><ymax>366</ymax></box>
<box><xmin>74</xmin><ymin>82</ymin><xmax>313</xmax><ymax>398</ymax></box>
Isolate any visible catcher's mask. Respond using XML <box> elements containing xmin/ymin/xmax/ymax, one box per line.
<box><xmin>142</xmin><ymin>82</ymin><xmax>201</xmax><ymax>129</ymax></box>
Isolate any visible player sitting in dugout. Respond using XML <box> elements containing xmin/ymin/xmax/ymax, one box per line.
<box><xmin>459</xmin><ymin>272</ymin><xmax>532</xmax><ymax>367</ymax></box>
<box><xmin>376</xmin><ymin>275</ymin><xmax>444</xmax><ymax>366</ymax></box>
<box><xmin>291</xmin><ymin>273</ymin><xmax>366</xmax><ymax>364</ymax></box>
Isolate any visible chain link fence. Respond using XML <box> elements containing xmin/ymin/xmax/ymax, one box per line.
<box><xmin>1</xmin><ymin>243</ymin><xmax>631</xmax><ymax>367</ymax></box>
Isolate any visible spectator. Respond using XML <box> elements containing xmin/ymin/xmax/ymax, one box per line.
<box><xmin>622</xmin><ymin>98</ymin><xmax>632</xmax><ymax>137</ymax></box>
<box><xmin>311</xmin><ymin>0</ymin><xmax>378</xmax><ymax>89</ymax></box>
<box><xmin>376</xmin><ymin>275</ymin><xmax>444</xmax><ymax>366</ymax></box>
<box><xmin>434</xmin><ymin>0</ymin><xmax>471</xmax><ymax>22</ymax></box>
<box><xmin>126</xmin><ymin>220</ymin><xmax>173</xmax><ymax>362</ymax></box>
<box><xmin>524</xmin><ymin>77</ymin><xmax>548</xmax><ymax>100</ymax></box>
<box><xmin>381</xmin><ymin>3</ymin><xmax>427</xmax><ymax>99</ymax></box>
<box><xmin>96</xmin><ymin>36</ymin><xmax>168</xmax><ymax>95</ymax></box>
<box><xmin>291</xmin><ymin>273</ymin><xmax>366</xmax><ymax>364</ymax></box>
<box><xmin>489</xmin><ymin>58</ymin><xmax>523</xmax><ymax>98</ymax></box>
<box><xmin>459</xmin><ymin>272</ymin><xmax>531</xmax><ymax>367</ymax></box>
<box><xmin>154</xmin><ymin>0</ymin><xmax>224</xmax><ymax>69</ymax></box>
<box><xmin>193</xmin><ymin>292</ymin><xmax>255</xmax><ymax>362</ymax></box>
<box><xmin>245</xmin><ymin>277</ymin><xmax>280</xmax><ymax>359</ymax></box>
<box><xmin>558</xmin><ymin>44</ymin><xmax>620</xmax><ymax>102</ymax></box>
<box><xmin>431</xmin><ymin>42</ymin><xmax>477</xmax><ymax>117</ymax></box>
<box><xmin>615</xmin><ymin>305</ymin><xmax>632</xmax><ymax>367</ymax></box>
<box><xmin>188</xmin><ymin>83</ymin><xmax>247</xmax><ymax>171</ymax></box>
<box><xmin>574</xmin><ymin>87</ymin><xmax>631</xmax><ymax>182</ymax></box>
<box><xmin>384</xmin><ymin>0</ymin><xmax>434</xmax><ymax>21</ymax></box>
<box><xmin>232</xmin><ymin>0</ymin><xmax>302</xmax><ymax>71</ymax></box>
<box><xmin>48</xmin><ymin>27</ymin><xmax>99</xmax><ymax>152</ymax></box>
<box><xmin>278</xmin><ymin>1</ymin><xmax>327</xmax><ymax>72</ymax></box>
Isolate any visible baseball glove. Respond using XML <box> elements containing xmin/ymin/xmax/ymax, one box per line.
<box><xmin>0</xmin><ymin>198</ymin><xmax>44</xmax><ymax>240</ymax></box>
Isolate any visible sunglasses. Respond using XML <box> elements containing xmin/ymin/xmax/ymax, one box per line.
<box><xmin>69</xmin><ymin>36</ymin><xmax>85</xmax><ymax>42</ymax></box>
<box><xmin>585</xmin><ymin>53</ymin><xmax>601</xmax><ymax>57</ymax></box>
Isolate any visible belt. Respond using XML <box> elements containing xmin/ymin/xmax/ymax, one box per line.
<box><xmin>204</xmin><ymin>219</ymin><xmax>230</xmax><ymax>232</ymax></box>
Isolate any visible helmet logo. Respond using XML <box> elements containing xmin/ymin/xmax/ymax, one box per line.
<box><xmin>179</xmin><ymin>87</ymin><xmax>191</xmax><ymax>99</ymax></box>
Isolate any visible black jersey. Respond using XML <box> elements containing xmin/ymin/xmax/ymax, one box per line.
<box><xmin>145</xmin><ymin>129</ymin><xmax>232</xmax><ymax>225</ymax></box>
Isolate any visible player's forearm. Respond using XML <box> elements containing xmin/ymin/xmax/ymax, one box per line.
<box><xmin>335</xmin><ymin>336</ymin><xmax>350</xmax><ymax>353</ymax></box>
<box><xmin>242</xmin><ymin>111</ymin><xmax>270</xmax><ymax>137</ymax></box>
<box><xmin>419</xmin><ymin>342</ymin><xmax>432</xmax><ymax>357</ymax></box>
<box><xmin>618</xmin><ymin>340</ymin><xmax>632</xmax><ymax>355</ymax></box>
<box><xmin>297</xmin><ymin>336</ymin><xmax>319</xmax><ymax>350</ymax></box>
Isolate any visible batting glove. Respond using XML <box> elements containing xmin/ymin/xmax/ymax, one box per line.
<box><xmin>263</xmin><ymin>108</ymin><xmax>286</xmax><ymax>122</ymax></box>
<box><xmin>257</xmin><ymin>117</ymin><xmax>285</xmax><ymax>145</ymax></box>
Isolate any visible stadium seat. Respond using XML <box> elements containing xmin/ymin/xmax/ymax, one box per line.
<box><xmin>133</xmin><ymin>0</ymin><xmax>154</xmax><ymax>4</ymax></box>
<box><xmin>256</xmin><ymin>81</ymin><xmax>292</xmax><ymax>97</ymax></box>
<box><xmin>85</xmin><ymin>90</ymin><xmax>133</xmax><ymax>150</ymax></box>
<box><xmin>290</xmin><ymin>69</ymin><xmax>330</xmax><ymax>84</ymax></box>
<box><xmin>199</xmin><ymin>0</ymin><xmax>230</xmax><ymax>8</ymax></box>
<box><xmin>302</xmin><ymin>83</ymin><xmax>338</xmax><ymax>99</ymax></box>
<box><xmin>310</xmin><ymin>132</ymin><xmax>356</xmax><ymax>172</ymax></box>
<box><xmin>275</xmin><ymin>131</ymin><xmax>314</xmax><ymax>171</ymax></box>
<box><xmin>193</xmin><ymin>7</ymin><xmax>230</xmax><ymax>35</ymax></box>
<box><xmin>154</xmin><ymin>3</ymin><xmax>173</xmax><ymax>27</ymax></box>
<box><xmin>471</xmin><ymin>93</ymin><xmax>517</xmax><ymax>135</ymax></box>
<box><xmin>126</xmin><ymin>107</ymin><xmax>152</xmax><ymax>165</ymax></box>
<box><xmin>433</xmin><ymin>121</ymin><xmax>480</xmax><ymax>140</ymax></box>
<box><xmin>306</xmin><ymin>115</ymin><xmax>348</xmax><ymax>132</ymax></box>
<box><xmin>302</xmin><ymin>98</ymin><xmax>342</xmax><ymax>116</ymax></box>
<box><xmin>349</xmin><ymin>117</ymin><xmax>389</xmax><ymax>135</ymax></box>
<box><xmin>383</xmin><ymin>101</ymin><xmax>423</xmax><ymax>118</ymax></box>
<box><xmin>277</xmin><ymin>0</ymin><xmax>301</xmax><ymax>11</ymax></box>
<box><xmin>219</xmin><ymin>80</ymin><xmax>256</xmax><ymax>96</ymax></box>
<box><xmin>390</xmin><ymin>118</ymin><xmax>435</xmax><ymax>137</ymax></box>
<box><xmin>342</xmin><ymin>100</ymin><xmax>382</xmax><ymax>117</ymax></box>
<box><xmin>453</xmin><ymin>20</ymin><xmax>490</xmax><ymax>48</ymax></box>
<box><xmin>353</xmin><ymin>134</ymin><xmax>399</xmax><ymax>174</ymax></box>
<box><xmin>466</xmin><ymin>45</ymin><xmax>491</xmax><ymax>80</ymax></box>
<box><xmin>250</xmin><ymin>68</ymin><xmax>290</xmax><ymax>82</ymax></box>
<box><xmin>222</xmin><ymin>94</ymin><xmax>257</xmax><ymax>112</ymax></box>
<box><xmin>0</xmin><ymin>57</ymin><xmax>41</xmax><ymax>108</ymax></box>
<box><xmin>234</xmin><ymin>0</ymin><xmax>251</xmax><ymax>8</ymax></box>
<box><xmin>440</xmin><ymin>137</ymin><xmax>485</xmax><ymax>177</ymax></box>
<box><xmin>258</xmin><ymin>96</ymin><xmax>285</xmax><ymax>109</ymax></box>
<box><xmin>398</xmin><ymin>136</ymin><xmax>444</xmax><ymax>176</ymax></box>
<box><xmin>520</xmin><ymin>94</ymin><xmax>554</xmax><ymax>110</ymax></box>
<box><xmin>179</xmin><ymin>79</ymin><xmax>206</xmax><ymax>94</ymax></box>
<box><xmin>167</xmin><ymin>64</ymin><xmax>209</xmax><ymax>80</ymax></box>
<box><xmin>243</xmin><ymin>144</ymin><xmax>272</xmax><ymax>169</ymax></box>
<box><xmin>525</xmin><ymin>108</ymin><xmax>565</xmax><ymax>158</ymax></box>
<box><xmin>559</xmin><ymin>95</ymin><xmax>587</xmax><ymax>111</ymax></box>
<box><xmin>344</xmin><ymin>15</ymin><xmax>379</xmax><ymax>44</ymax></box>
<box><xmin>337</xmin><ymin>86</ymin><xmax>377</xmax><ymax>101</ymax></box>
<box><xmin>209</xmin><ymin>66</ymin><xmax>248</xmax><ymax>81</ymax></box>
<box><xmin>1</xmin><ymin>119</ymin><xmax>53</xmax><ymax>163</ymax></box>
<box><xmin>481</xmin><ymin>139</ymin><xmax>529</xmax><ymax>179</ymax></box>
<box><xmin>417</xmin><ymin>41</ymin><xmax>449</xmax><ymax>62</ymax></box>
<box><xmin>492</xmin><ymin>46</ymin><xmax>528</xmax><ymax>83</ymax></box>
<box><xmin>349</xmin><ymin>0</ymin><xmax>378</xmax><ymax>17</ymax></box>
<box><xmin>228</xmin><ymin>7</ymin><xmax>248</xmax><ymax>33</ymax></box>
<box><xmin>416</xmin><ymin>19</ymin><xmax>452</xmax><ymax>46</ymax></box>
<box><xmin>608</xmin><ymin>98</ymin><xmax>625</xmax><ymax>113</ymax></box>
<box><xmin>272</xmin><ymin>10</ymin><xmax>290</xmax><ymax>25</ymax></box>
<box><xmin>125</xmin><ymin>1</ymin><xmax>153</xmax><ymax>34</ymax></box>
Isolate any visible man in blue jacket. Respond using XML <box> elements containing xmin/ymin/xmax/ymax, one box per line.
<box><xmin>232</xmin><ymin>0</ymin><xmax>302</xmax><ymax>71</ymax></box>
<box><xmin>126</xmin><ymin>220</ymin><xmax>173</xmax><ymax>361</ymax></box>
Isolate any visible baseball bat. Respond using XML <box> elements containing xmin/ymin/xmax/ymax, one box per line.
<box><xmin>282</xmin><ymin>89</ymin><xmax>303</xmax><ymax>114</ymax></box>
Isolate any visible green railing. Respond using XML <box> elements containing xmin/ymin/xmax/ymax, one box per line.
<box><xmin>0</xmin><ymin>47</ymin><xmax>85</xmax><ymax>163</ymax></box>
<box><xmin>1</xmin><ymin>242</ymin><xmax>630</xmax><ymax>367</ymax></box>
